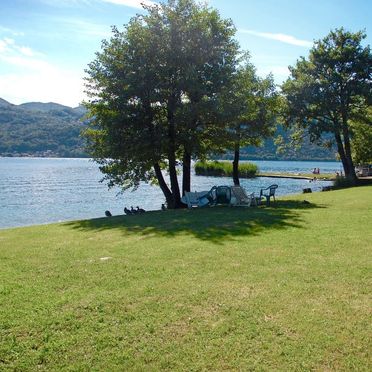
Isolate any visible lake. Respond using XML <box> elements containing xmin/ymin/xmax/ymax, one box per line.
<box><xmin>0</xmin><ymin>158</ymin><xmax>339</xmax><ymax>229</ymax></box>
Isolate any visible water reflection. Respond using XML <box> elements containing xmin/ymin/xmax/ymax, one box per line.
<box><xmin>0</xmin><ymin>158</ymin><xmax>337</xmax><ymax>228</ymax></box>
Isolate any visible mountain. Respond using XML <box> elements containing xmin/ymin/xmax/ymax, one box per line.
<box><xmin>0</xmin><ymin>99</ymin><xmax>88</xmax><ymax>157</ymax></box>
<box><xmin>0</xmin><ymin>98</ymin><xmax>12</xmax><ymax>108</ymax></box>
<box><xmin>234</xmin><ymin>126</ymin><xmax>336</xmax><ymax>161</ymax></box>
<box><xmin>0</xmin><ymin>98</ymin><xmax>337</xmax><ymax>160</ymax></box>
<box><xmin>19</xmin><ymin>102</ymin><xmax>71</xmax><ymax>112</ymax></box>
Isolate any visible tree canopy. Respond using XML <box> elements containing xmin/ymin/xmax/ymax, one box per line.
<box><xmin>220</xmin><ymin>58</ymin><xmax>278</xmax><ymax>185</ymax></box>
<box><xmin>84</xmin><ymin>0</ymin><xmax>240</xmax><ymax>207</ymax></box>
<box><xmin>351</xmin><ymin>107</ymin><xmax>372</xmax><ymax>164</ymax></box>
<box><xmin>282</xmin><ymin>28</ymin><xmax>371</xmax><ymax>181</ymax></box>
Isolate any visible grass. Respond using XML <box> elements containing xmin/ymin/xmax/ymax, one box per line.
<box><xmin>1</xmin><ymin>186</ymin><xmax>371</xmax><ymax>370</ymax></box>
<box><xmin>195</xmin><ymin>160</ymin><xmax>258</xmax><ymax>178</ymax></box>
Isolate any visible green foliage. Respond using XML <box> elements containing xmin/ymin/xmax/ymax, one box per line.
<box><xmin>195</xmin><ymin>160</ymin><xmax>258</xmax><ymax>177</ymax></box>
<box><xmin>222</xmin><ymin>61</ymin><xmax>278</xmax><ymax>147</ymax></box>
<box><xmin>84</xmin><ymin>0</ymin><xmax>240</xmax><ymax>205</ymax></box>
<box><xmin>0</xmin><ymin>97</ymin><xmax>336</xmax><ymax>160</ymax></box>
<box><xmin>218</xmin><ymin>58</ymin><xmax>279</xmax><ymax>184</ymax></box>
<box><xmin>221</xmin><ymin>125</ymin><xmax>337</xmax><ymax>161</ymax></box>
<box><xmin>0</xmin><ymin>99</ymin><xmax>87</xmax><ymax>157</ymax></box>
<box><xmin>282</xmin><ymin>28</ymin><xmax>371</xmax><ymax>179</ymax></box>
<box><xmin>0</xmin><ymin>187</ymin><xmax>371</xmax><ymax>370</ymax></box>
<box><xmin>351</xmin><ymin>108</ymin><xmax>372</xmax><ymax>164</ymax></box>
<box><xmin>333</xmin><ymin>175</ymin><xmax>356</xmax><ymax>189</ymax></box>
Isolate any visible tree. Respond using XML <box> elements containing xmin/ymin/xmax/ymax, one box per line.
<box><xmin>84</xmin><ymin>0</ymin><xmax>239</xmax><ymax>208</ymax></box>
<box><xmin>351</xmin><ymin>107</ymin><xmax>372</xmax><ymax>164</ymax></box>
<box><xmin>282</xmin><ymin>28</ymin><xmax>371</xmax><ymax>182</ymax></box>
<box><xmin>221</xmin><ymin>59</ymin><xmax>278</xmax><ymax>185</ymax></box>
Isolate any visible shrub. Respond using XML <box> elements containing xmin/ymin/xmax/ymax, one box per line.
<box><xmin>194</xmin><ymin>160</ymin><xmax>258</xmax><ymax>178</ymax></box>
<box><xmin>333</xmin><ymin>176</ymin><xmax>355</xmax><ymax>189</ymax></box>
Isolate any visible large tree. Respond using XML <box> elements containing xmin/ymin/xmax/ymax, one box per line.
<box><xmin>282</xmin><ymin>28</ymin><xmax>371</xmax><ymax>182</ymax></box>
<box><xmin>221</xmin><ymin>59</ymin><xmax>278</xmax><ymax>185</ymax></box>
<box><xmin>84</xmin><ymin>0</ymin><xmax>239</xmax><ymax>208</ymax></box>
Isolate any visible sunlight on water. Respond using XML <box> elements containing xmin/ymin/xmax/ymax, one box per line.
<box><xmin>0</xmin><ymin>158</ymin><xmax>337</xmax><ymax>228</ymax></box>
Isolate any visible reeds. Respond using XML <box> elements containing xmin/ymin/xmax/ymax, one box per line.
<box><xmin>194</xmin><ymin>160</ymin><xmax>258</xmax><ymax>178</ymax></box>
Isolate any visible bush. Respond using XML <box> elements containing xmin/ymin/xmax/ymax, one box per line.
<box><xmin>194</xmin><ymin>160</ymin><xmax>258</xmax><ymax>178</ymax></box>
<box><xmin>333</xmin><ymin>176</ymin><xmax>356</xmax><ymax>189</ymax></box>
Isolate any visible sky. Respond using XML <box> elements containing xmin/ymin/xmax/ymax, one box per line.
<box><xmin>0</xmin><ymin>0</ymin><xmax>370</xmax><ymax>107</ymax></box>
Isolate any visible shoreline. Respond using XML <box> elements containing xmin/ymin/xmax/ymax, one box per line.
<box><xmin>258</xmin><ymin>173</ymin><xmax>335</xmax><ymax>181</ymax></box>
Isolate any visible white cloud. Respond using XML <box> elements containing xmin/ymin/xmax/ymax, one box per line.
<box><xmin>38</xmin><ymin>0</ymin><xmax>92</xmax><ymax>7</ymax></box>
<box><xmin>3</xmin><ymin>37</ymin><xmax>15</xmax><ymax>45</ymax></box>
<box><xmin>0</xmin><ymin>38</ymin><xmax>84</xmax><ymax>106</ymax></box>
<box><xmin>58</xmin><ymin>18</ymin><xmax>111</xmax><ymax>38</ymax></box>
<box><xmin>0</xmin><ymin>71</ymin><xmax>84</xmax><ymax>107</ymax></box>
<box><xmin>0</xmin><ymin>37</ymin><xmax>39</xmax><ymax>58</ymax></box>
<box><xmin>256</xmin><ymin>65</ymin><xmax>290</xmax><ymax>83</ymax></box>
<box><xmin>239</xmin><ymin>29</ymin><xmax>312</xmax><ymax>47</ymax></box>
<box><xmin>102</xmin><ymin>0</ymin><xmax>156</xmax><ymax>9</ymax></box>
<box><xmin>0</xmin><ymin>26</ymin><xmax>24</xmax><ymax>37</ymax></box>
<box><xmin>0</xmin><ymin>41</ymin><xmax>8</xmax><ymax>53</ymax></box>
<box><xmin>16</xmin><ymin>46</ymin><xmax>35</xmax><ymax>57</ymax></box>
<box><xmin>0</xmin><ymin>37</ymin><xmax>15</xmax><ymax>53</ymax></box>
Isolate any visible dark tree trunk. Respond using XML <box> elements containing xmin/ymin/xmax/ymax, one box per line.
<box><xmin>334</xmin><ymin>131</ymin><xmax>356</xmax><ymax>183</ymax></box>
<box><xmin>334</xmin><ymin>132</ymin><xmax>350</xmax><ymax>174</ymax></box>
<box><xmin>232</xmin><ymin>141</ymin><xmax>240</xmax><ymax>186</ymax></box>
<box><xmin>342</xmin><ymin>124</ymin><xmax>357</xmax><ymax>182</ymax></box>
<box><xmin>182</xmin><ymin>150</ymin><xmax>191</xmax><ymax>196</ymax></box>
<box><xmin>339</xmin><ymin>103</ymin><xmax>357</xmax><ymax>182</ymax></box>
<box><xmin>153</xmin><ymin>163</ymin><xmax>174</xmax><ymax>207</ymax></box>
<box><xmin>167</xmin><ymin>97</ymin><xmax>182</xmax><ymax>209</ymax></box>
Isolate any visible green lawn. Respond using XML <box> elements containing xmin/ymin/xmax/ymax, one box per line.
<box><xmin>1</xmin><ymin>187</ymin><xmax>371</xmax><ymax>370</ymax></box>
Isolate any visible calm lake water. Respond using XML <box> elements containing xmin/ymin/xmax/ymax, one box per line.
<box><xmin>0</xmin><ymin>158</ymin><xmax>339</xmax><ymax>229</ymax></box>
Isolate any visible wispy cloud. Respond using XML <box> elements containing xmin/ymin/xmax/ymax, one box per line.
<box><xmin>256</xmin><ymin>65</ymin><xmax>290</xmax><ymax>82</ymax></box>
<box><xmin>38</xmin><ymin>0</ymin><xmax>92</xmax><ymax>7</ymax></box>
<box><xmin>0</xmin><ymin>38</ymin><xmax>84</xmax><ymax>106</ymax></box>
<box><xmin>0</xmin><ymin>37</ymin><xmax>40</xmax><ymax>59</ymax></box>
<box><xmin>102</xmin><ymin>0</ymin><xmax>156</xmax><ymax>9</ymax></box>
<box><xmin>239</xmin><ymin>29</ymin><xmax>312</xmax><ymax>47</ymax></box>
<box><xmin>57</xmin><ymin>18</ymin><xmax>111</xmax><ymax>38</ymax></box>
<box><xmin>0</xmin><ymin>26</ymin><xmax>24</xmax><ymax>37</ymax></box>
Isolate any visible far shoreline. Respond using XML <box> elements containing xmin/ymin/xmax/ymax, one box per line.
<box><xmin>0</xmin><ymin>155</ymin><xmax>339</xmax><ymax>162</ymax></box>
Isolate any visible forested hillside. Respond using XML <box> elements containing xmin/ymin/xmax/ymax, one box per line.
<box><xmin>0</xmin><ymin>98</ymin><xmax>87</xmax><ymax>157</ymax></box>
<box><xmin>0</xmin><ymin>98</ymin><xmax>336</xmax><ymax>160</ymax></box>
<box><xmin>223</xmin><ymin>125</ymin><xmax>337</xmax><ymax>161</ymax></box>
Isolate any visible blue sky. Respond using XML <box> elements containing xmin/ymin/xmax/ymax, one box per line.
<box><xmin>0</xmin><ymin>0</ymin><xmax>370</xmax><ymax>106</ymax></box>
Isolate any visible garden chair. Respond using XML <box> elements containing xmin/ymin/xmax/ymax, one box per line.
<box><xmin>215</xmin><ymin>186</ymin><xmax>231</xmax><ymax>205</ymax></box>
<box><xmin>259</xmin><ymin>184</ymin><xmax>278</xmax><ymax>206</ymax></box>
<box><xmin>230</xmin><ymin>186</ymin><xmax>256</xmax><ymax>207</ymax></box>
<box><xmin>181</xmin><ymin>190</ymin><xmax>211</xmax><ymax>208</ymax></box>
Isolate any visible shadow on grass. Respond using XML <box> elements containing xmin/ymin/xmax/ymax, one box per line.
<box><xmin>65</xmin><ymin>200</ymin><xmax>325</xmax><ymax>243</ymax></box>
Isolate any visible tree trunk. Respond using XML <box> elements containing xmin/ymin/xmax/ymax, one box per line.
<box><xmin>182</xmin><ymin>150</ymin><xmax>191</xmax><ymax>196</ymax></box>
<box><xmin>153</xmin><ymin>163</ymin><xmax>174</xmax><ymax>208</ymax></box>
<box><xmin>339</xmin><ymin>103</ymin><xmax>357</xmax><ymax>182</ymax></box>
<box><xmin>342</xmin><ymin>124</ymin><xmax>358</xmax><ymax>182</ymax></box>
<box><xmin>167</xmin><ymin>97</ymin><xmax>182</xmax><ymax>209</ymax></box>
<box><xmin>334</xmin><ymin>132</ymin><xmax>350</xmax><ymax>175</ymax></box>
<box><xmin>232</xmin><ymin>141</ymin><xmax>240</xmax><ymax>186</ymax></box>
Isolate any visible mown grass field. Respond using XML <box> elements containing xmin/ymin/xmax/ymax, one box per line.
<box><xmin>1</xmin><ymin>187</ymin><xmax>371</xmax><ymax>370</ymax></box>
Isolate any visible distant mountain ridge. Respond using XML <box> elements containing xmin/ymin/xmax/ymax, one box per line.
<box><xmin>0</xmin><ymin>98</ymin><xmax>12</xmax><ymax>107</ymax></box>
<box><xmin>19</xmin><ymin>101</ymin><xmax>77</xmax><ymax>112</ymax></box>
<box><xmin>0</xmin><ymin>98</ymin><xmax>88</xmax><ymax>157</ymax></box>
<box><xmin>0</xmin><ymin>98</ymin><xmax>336</xmax><ymax>160</ymax></box>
